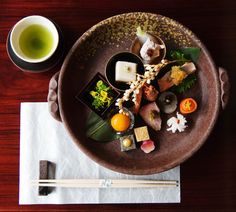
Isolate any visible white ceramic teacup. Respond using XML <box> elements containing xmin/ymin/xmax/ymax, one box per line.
<box><xmin>10</xmin><ymin>15</ymin><xmax>59</xmax><ymax>63</ymax></box>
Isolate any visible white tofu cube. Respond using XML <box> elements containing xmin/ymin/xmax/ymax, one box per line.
<box><xmin>115</xmin><ymin>61</ymin><xmax>137</xmax><ymax>83</ymax></box>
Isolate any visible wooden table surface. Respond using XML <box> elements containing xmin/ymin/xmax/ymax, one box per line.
<box><xmin>0</xmin><ymin>0</ymin><xmax>236</xmax><ymax>211</ymax></box>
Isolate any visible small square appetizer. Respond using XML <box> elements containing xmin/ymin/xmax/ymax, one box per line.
<box><xmin>134</xmin><ymin>126</ymin><xmax>150</xmax><ymax>142</ymax></box>
<box><xmin>76</xmin><ymin>73</ymin><xmax>120</xmax><ymax>118</ymax></box>
<box><xmin>115</xmin><ymin>61</ymin><xmax>137</xmax><ymax>83</ymax></box>
<box><xmin>119</xmin><ymin>134</ymin><xmax>136</xmax><ymax>152</ymax></box>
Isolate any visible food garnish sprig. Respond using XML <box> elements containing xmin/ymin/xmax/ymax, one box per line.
<box><xmin>115</xmin><ymin>59</ymin><xmax>191</xmax><ymax>114</ymax></box>
<box><xmin>115</xmin><ymin>59</ymin><xmax>167</xmax><ymax>114</ymax></box>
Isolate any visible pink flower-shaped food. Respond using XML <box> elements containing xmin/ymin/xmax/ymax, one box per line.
<box><xmin>141</xmin><ymin>140</ymin><xmax>155</xmax><ymax>153</ymax></box>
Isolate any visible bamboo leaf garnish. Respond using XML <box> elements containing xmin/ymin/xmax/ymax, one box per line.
<box><xmin>86</xmin><ymin>112</ymin><xmax>121</xmax><ymax>142</ymax></box>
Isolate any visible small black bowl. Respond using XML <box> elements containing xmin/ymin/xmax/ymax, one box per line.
<box><xmin>6</xmin><ymin>23</ymin><xmax>64</xmax><ymax>73</ymax></box>
<box><xmin>105</xmin><ymin>52</ymin><xmax>144</xmax><ymax>92</ymax></box>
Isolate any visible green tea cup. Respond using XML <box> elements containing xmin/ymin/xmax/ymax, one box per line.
<box><xmin>10</xmin><ymin>15</ymin><xmax>59</xmax><ymax>63</ymax></box>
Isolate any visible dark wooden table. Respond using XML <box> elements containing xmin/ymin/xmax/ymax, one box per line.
<box><xmin>0</xmin><ymin>0</ymin><xmax>236</xmax><ymax>211</ymax></box>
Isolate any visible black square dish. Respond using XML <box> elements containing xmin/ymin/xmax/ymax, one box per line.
<box><xmin>76</xmin><ymin>72</ymin><xmax>120</xmax><ymax>118</ymax></box>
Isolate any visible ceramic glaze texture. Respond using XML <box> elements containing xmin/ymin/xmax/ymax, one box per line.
<box><xmin>58</xmin><ymin>12</ymin><xmax>220</xmax><ymax>175</ymax></box>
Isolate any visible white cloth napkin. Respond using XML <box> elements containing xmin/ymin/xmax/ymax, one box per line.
<box><xmin>19</xmin><ymin>102</ymin><xmax>180</xmax><ymax>204</ymax></box>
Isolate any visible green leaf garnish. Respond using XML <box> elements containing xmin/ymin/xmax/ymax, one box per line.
<box><xmin>86</xmin><ymin>112</ymin><xmax>122</xmax><ymax>142</ymax></box>
<box><xmin>171</xmin><ymin>75</ymin><xmax>197</xmax><ymax>93</ymax></box>
<box><xmin>170</xmin><ymin>47</ymin><xmax>201</xmax><ymax>63</ymax></box>
<box><xmin>180</xmin><ymin>47</ymin><xmax>201</xmax><ymax>63</ymax></box>
<box><xmin>170</xmin><ymin>50</ymin><xmax>188</xmax><ymax>62</ymax></box>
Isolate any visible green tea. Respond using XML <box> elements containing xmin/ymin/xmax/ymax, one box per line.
<box><xmin>19</xmin><ymin>24</ymin><xmax>54</xmax><ymax>59</ymax></box>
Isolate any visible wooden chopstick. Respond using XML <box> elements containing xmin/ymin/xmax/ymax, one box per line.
<box><xmin>33</xmin><ymin>179</ymin><xmax>178</xmax><ymax>184</ymax></box>
<box><xmin>31</xmin><ymin>179</ymin><xmax>179</xmax><ymax>188</ymax></box>
<box><xmin>31</xmin><ymin>183</ymin><xmax>177</xmax><ymax>188</ymax></box>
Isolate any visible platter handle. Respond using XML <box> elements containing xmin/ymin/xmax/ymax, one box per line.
<box><xmin>218</xmin><ymin>67</ymin><xmax>230</xmax><ymax>110</ymax></box>
<box><xmin>47</xmin><ymin>71</ymin><xmax>62</xmax><ymax>122</ymax></box>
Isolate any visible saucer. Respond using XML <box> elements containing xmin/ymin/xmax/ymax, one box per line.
<box><xmin>6</xmin><ymin>23</ymin><xmax>65</xmax><ymax>73</ymax></box>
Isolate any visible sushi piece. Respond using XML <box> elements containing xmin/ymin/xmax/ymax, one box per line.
<box><xmin>141</xmin><ymin>140</ymin><xmax>155</xmax><ymax>153</ymax></box>
<box><xmin>139</xmin><ymin>102</ymin><xmax>162</xmax><ymax>131</ymax></box>
<box><xmin>158</xmin><ymin>62</ymin><xmax>196</xmax><ymax>92</ymax></box>
<box><xmin>158</xmin><ymin>71</ymin><xmax>175</xmax><ymax>92</ymax></box>
<box><xmin>181</xmin><ymin>62</ymin><xmax>197</xmax><ymax>74</ymax></box>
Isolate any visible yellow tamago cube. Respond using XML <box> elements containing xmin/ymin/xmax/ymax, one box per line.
<box><xmin>134</xmin><ymin>126</ymin><xmax>150</xmax><ymax>142</ymax></box>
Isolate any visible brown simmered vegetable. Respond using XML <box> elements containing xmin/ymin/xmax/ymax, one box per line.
<box><xmin>142</xmin><ymin>83</ymin><xmax>159</xmax><ymax>101</ymax></box>
<box><xmin>131</xmin><ymin>87</ymin><xmax>143</xmax><ymax>114</ymax></box>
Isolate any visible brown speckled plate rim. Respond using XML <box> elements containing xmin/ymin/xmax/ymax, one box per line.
<box><xmin>58</xmin><ymin>12</ymin><xmax>221</xmax><ymax>175</ymax></box>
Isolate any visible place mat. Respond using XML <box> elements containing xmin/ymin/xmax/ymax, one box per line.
<box><xmin>19</xmin><ymin>102</ymin><xmax>180</xmax><ymax>204</ymax></box>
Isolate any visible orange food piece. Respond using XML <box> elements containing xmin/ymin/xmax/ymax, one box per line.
<box><xmin>180</xmin><ymin>98</ymin><xmax>197</xmax><ymax>114</ymax></box>
<box><xmin>111</xmin><ymin>113</ymin><xmax>131</xmax><ymax>132</ymax></box>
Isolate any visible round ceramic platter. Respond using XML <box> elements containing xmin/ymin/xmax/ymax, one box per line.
<box><xmin>58</xmin><ymin>12</ymin><xmax>220</xmax><ymax>175</ymax></box>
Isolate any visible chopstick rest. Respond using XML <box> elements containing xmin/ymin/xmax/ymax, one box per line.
<box><xmin>38</xmin><ymin>160</ymin><xmax>55</xmax><ymax>196</ymax></box>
